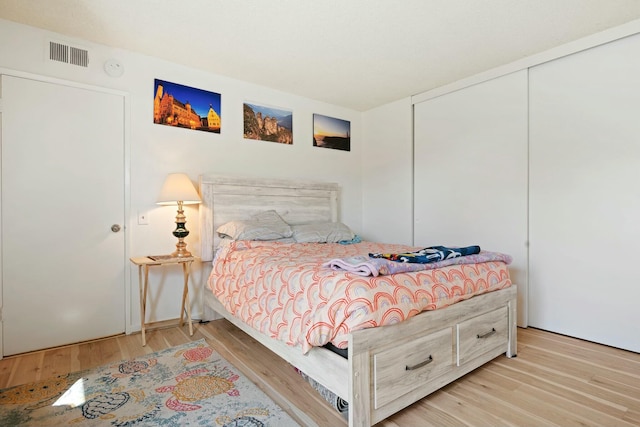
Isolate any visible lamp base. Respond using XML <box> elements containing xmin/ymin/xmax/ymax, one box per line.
<box><xmin>171</xmin><ymin>202</ymin><xmax>192</xmax><ymax>257</ymax></box>
<box><xmin>172</xmin><ymin>238</ymin><xmax>192</xmax><ymax>258</ymax></box>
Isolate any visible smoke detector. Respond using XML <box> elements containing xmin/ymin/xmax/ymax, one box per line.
<box><xmin>104</xmin><ymin>58</ymin><xmax>124</xmax><ymax>77</ymax></box>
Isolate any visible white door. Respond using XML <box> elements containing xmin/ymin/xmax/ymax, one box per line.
<box><xmin>413</xmin><ymin>70</ymin><xmax>529</xmax><ymax>327</ymax></box>
<box><xmin>529</xmin><ymin>34</ymin><xmax>640</xmax><ymax>352</ymax></box>
<box><xmin>1</xmin><ymin>75</ymin><xmax>126</xmax><ymax>356</ymax></box>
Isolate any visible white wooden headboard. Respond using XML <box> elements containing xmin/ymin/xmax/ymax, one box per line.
<box><xmin>198</xmin><ymin>174</ymin><xmax>340</xmax><ymax>261</ymax></box>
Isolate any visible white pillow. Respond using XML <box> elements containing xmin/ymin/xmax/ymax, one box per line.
<box><xmin>216</xmin><ymin>210</ymin><xmax>293</xmax><ymax>240</ymax></box>
<box><xmin>292</xmin><ymin>222</ymin><xmax>355</xmax><ymax>243</ymax></box>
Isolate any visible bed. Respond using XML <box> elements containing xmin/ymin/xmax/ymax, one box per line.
<box><xmin>199</xmin><ymin>174</ymin><xmax>517</xmax><ymax>427</ymax></box>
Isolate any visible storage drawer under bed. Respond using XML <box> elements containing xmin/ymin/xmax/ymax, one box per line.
<box><xmin>373</xmin><ymin>327</ymin><xmax>453</xmax><ymax>408</ymax></box>
<box><xmin>456</xmin><ymin>306</ymin><xmax>509</xmax><ymax>366</ymax></box>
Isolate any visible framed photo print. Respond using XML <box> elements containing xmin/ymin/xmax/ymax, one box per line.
<box><xmin>313</xmin><ymin>113</ymin><xmax>350</xmax><ymax>151</ymax></box>
<box><xmin>153</xmin><ymin>79</ymin><xmax>221</xmax><ymax>133</ymax></box>
<box><xmin>243</xmin><ymin>102</ymin><xmax>293</xmax><ymax>144</ymax></box>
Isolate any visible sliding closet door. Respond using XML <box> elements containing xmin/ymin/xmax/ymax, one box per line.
<box><xmin>413</xmin><ymin>70</ymin><xmax>528</xmax><ymax>326</ymax></box>
<box><xmin>529</xmin><ymin>35</ymin><xmax>640</xmax><ymax>352</ymax></box>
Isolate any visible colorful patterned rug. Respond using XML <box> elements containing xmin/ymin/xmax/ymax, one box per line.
<box><xmin>0</xmin><ymin>339</ymin><xmax>299</xmax><ymax>426</ymax></box>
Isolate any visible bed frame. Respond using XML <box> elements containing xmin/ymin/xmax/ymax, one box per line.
<box><xmin>199</xmin><ymin>174</ymin><xmax>517</xmax><ymax>427</ymax></box>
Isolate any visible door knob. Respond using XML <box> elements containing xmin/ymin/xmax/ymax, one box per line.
<box><xmin>111</xmin><ymin>224</ymin><xmax>121</xmax><ymax>233</ymax></box>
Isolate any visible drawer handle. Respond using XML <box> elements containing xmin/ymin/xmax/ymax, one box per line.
<box><xmin>405</xmin><ymin>355</ymin><xmax>433</xmax><ymax>371</ymax></box>
<box><xmin>477</xmin><ymin>328</ymin><xmax>496</xmax><ymax>339</ymax></box>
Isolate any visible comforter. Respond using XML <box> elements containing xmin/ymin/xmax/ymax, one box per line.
<box><xmin>208</xmin><ymin>240</ymin><xmax>512</xmax><ymax>353</ymax></box>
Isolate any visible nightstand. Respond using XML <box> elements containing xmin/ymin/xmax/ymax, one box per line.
<box><xmin>130</xmin><ymin>255</ymin><xmax>195</xmax><ymax>345</ymax></box>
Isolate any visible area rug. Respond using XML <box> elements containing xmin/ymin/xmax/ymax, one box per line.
<box><xmin>0</xmin><ymin>339</ymin><xmax>300</xmax><ymax>426</ymax></box>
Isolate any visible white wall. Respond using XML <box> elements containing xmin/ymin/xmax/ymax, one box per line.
<box><xmin>0</xmin><ymin>19</ymin><xmax>364</xmax><ymax>330</ymax></box>
<box><xmin>361</xmin><ymin>97</ymin><xmax>413</xmax><ymax>245</ymax></box>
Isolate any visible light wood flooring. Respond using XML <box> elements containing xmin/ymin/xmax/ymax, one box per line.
<box><xmin>1</xmin><ymin>322</ymin><xmax>638</xmax><ymax>426</ymax></box>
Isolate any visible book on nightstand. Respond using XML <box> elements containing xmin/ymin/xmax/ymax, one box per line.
<box><xmin>147</xmin><ymin>255</ymin><xmax>179</xmax><ymax>261</ymax></box>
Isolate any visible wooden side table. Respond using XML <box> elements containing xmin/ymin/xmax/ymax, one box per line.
<box><xmin>130</xmin><ymin>255</ymin><xmax>195</xmax><ymax>346</ymax></box>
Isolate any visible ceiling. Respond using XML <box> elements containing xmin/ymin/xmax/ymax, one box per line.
<box><xmin>1</xmin><ymin>0</ymin><xmax>640</xmax><ymax>111</ymax></box>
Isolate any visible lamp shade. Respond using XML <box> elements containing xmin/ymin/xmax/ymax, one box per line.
<box><xmin>156</xmin><ymin>173</ymin><xmax>201</xmax><ymax>205</ymax></box>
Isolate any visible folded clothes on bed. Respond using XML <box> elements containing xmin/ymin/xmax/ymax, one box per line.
<box><xmin>323</xmin><ymin>249</ymin><xmax>512</xmax><ymax>277</ymax></box>
<box><xmin>370</xmin><ymin>245</ymin><xmax>480</xmax><ymax>263</ymax></box>
<box><xmin>322</xmin><ymin>255</ymin><xmax>379</xmax><ymax>276</ymax></box>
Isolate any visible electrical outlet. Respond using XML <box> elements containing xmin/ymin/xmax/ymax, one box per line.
<box><xmin>138</xmin><ymin>211</ymin><xmax>149</xmax><ymax>225</ymax></box>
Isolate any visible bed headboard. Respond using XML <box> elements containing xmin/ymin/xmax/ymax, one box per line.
<box><xmin>198</xmin><ymin>174</ymin><xmax>340</xmax><ymax>261</ymax></box>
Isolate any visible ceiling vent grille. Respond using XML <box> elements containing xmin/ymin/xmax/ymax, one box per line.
<box><xmin>49</xmin><ymin>41</ymin><xmax>68</xmax><ymax>63</ymax></box>
<box><xmin>70</xmin><ymin>46</ymin><xmax>89</xmax><ymax>67</ymax></box>
<box><xmin>49</xmin><ymin>41</ymin><xmax>89</xmax><ymax>67</ymax></box>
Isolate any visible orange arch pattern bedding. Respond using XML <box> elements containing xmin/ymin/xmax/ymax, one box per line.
<box><xmin>208</xmin><ymin>240</ymin><xmax>512</xmax><ymax>353</ymax></box>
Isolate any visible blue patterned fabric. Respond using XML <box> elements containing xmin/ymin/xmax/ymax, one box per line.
<box><xmin>338</xmin><ymin>234</ymin><xmax>362</xmax><ymax>245</ymax></box>
<box><xmin>369</xmin><ymin>245</ymin><xmax>481</xmax><ymax>263</ymax></box>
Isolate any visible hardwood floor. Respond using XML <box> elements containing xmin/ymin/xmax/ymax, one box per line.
<box><xmin>1</xmin><ymin>322</ymin><xmax>638</xmax><ymax>426</ymax></box>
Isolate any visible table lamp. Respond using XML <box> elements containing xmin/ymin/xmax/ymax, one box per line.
<box><xmin>157</xmin><ymin>173</ymin><xmax>201</xmax><ymax>257</ymax></box>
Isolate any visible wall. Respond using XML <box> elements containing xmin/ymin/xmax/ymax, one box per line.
<box><xmin>0</xmin><ymin>19</ymin><xmax>364</xmax><ymax>330</ymax></box>
<box><xmin>361</xmin><ymin>97</ymin><xmax>413</xmax><ymax>245</ymax></box>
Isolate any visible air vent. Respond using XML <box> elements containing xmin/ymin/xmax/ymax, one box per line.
<box><xmin>49</xmin><ymin>41</ymin><xmax>69</xmax><ymax>63</ymax></box>
<box><xmin>70</xmin><ymin>46</ymin><xmax>89</xmax><ymax>67</ymax></box>
<box><xmin>48</xmin><ymin>41</ymin><xmax>89</xmax><ymax>67</ymax></box>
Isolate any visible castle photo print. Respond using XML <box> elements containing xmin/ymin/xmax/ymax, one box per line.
<box><xmin>153</xmin><ymin>79</ymin><xmax>221</xmax><ymax>133</ymax></box>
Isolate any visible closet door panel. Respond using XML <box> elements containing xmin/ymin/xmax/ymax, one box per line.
<box><xmin>529</xmin><ymin>34</ymin><xmax>640</xmax><ymax>352</ymax></box>
<box><xmin>413</xmin><ymin>70</ymin><xmax>528</xmax><ymax>326</ymax></box>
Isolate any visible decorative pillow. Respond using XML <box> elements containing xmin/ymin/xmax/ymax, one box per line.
<box><xmin>291</xmin><ymin>222</ymin><xmax>355</xmax><ymax>243</ymax></box>
<box><xmin>216</xmin><ymin>210</ymin><xmax>293</xmax><ymax>240</ymax></box>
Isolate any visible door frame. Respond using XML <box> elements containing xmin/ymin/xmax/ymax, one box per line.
<box><xmin>0</xmin><ymin>68</ymin><xmax>132</xmax><ymax>358</ymax></box>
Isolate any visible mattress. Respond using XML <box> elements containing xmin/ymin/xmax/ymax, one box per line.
<box><xmin>208</xmin><ymin>240</ymin><xmax>512</xmax><ymax>353</ymax></box>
